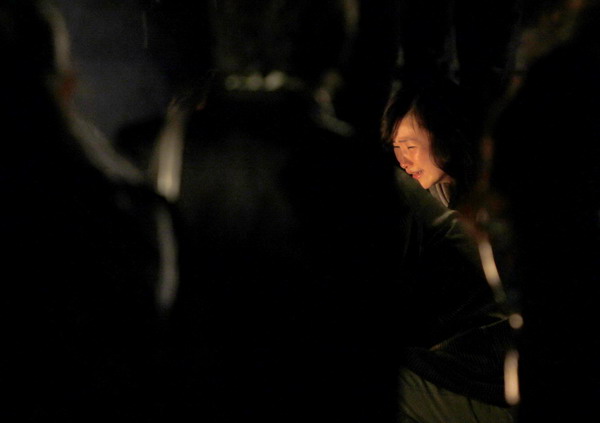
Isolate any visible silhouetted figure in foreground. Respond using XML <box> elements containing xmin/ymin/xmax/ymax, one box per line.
<box><xmin>488</xmin><ymin>1</ymin><xmax>600</xmax><ymax>421</ymax></box>
<box><xmin>0</xmin><ymin>1</ymin><xmax>177</xmax><ymax>420</ymax></box>
<box><xmin>162</xmin><ymin>2</ymin><xmax>402</xmax><ymax>421</ymax></box>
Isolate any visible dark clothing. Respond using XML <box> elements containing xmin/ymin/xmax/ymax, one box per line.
<box><xmin>398</xmin><ymin>368</ymin><xmax>513</xmax><ymax>423</ymax></box>
<box><xmin>491</xmin><ymin>19</ymin><xmax>600</xmax><ymax>421</ymax></box>
<box><xmin>392</xmin><ymin>170</ymin><xmax>512</xmax><ymax>409</ymax></box>
<box><xmin>402</xmin><ymin>319</ymin><xmax>512</xmax><ymax>407</ymax></box>
<box><xmin>2</xmin><ymin>117</ymin><xmax>173</xmax><ymax>422</ymax></box>
<box><xmin>164</xmin><ymin>87</ymin><xmax>407</xmax><ymax>423</ymax></box>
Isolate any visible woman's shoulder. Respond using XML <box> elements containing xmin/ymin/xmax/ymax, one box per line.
<box><xmin>428</xmin><ymin>182</ymin><xmax>453</xmax><ymax>208</ymax></box>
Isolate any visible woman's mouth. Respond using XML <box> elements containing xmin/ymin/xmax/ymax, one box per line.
<box><xmin>409</xmin><ymin>170</ymin><xmax>423</xmax><ymax>180</ymax></box>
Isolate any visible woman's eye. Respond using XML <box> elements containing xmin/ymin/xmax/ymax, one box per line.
<box><xmin>407</xmin><ymin>146</ymin><xmax>416</xmax><ymax>150</ymax></box>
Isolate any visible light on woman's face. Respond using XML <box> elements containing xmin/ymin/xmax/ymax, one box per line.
<box><xmin>392</xmin><ymin>113</ymin><xmax>451</xmax><ymax>189</ymax></box>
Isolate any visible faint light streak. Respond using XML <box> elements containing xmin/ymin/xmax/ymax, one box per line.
<box><xmin>42</xmin><ymin>0</ymin><xmax>72</xmax><ymax>75</ymax></box>
<box><xmin>504</xmin><ymin>349</ymin><xmax>520</xmax><ymax>405</ymax></box>
<box><xmin>156</xmin><ymin>206</ymin><xmax>179</xmax><ymax>313</ymax></box>
<box><xmin>509</xmin><ymin>313</ymin><xmax>524</xmax><ymax>330</ymax></box>
<box><xmin>152</xmin><ymin>104</ymin><xmax>186</xmax><ymax>202</ymax></box>
<box><xmin>246</xmin><ymin>73</ymin><xmax>263</xmax><ymax>90</ymax></box>
<box><xmin>264</xmin><ymin>71</ymin><xmax>285</xmax><ymax>91</ymax></box>
<box><xmin>477</xmin><ymin>236</ymin><xmax>507</xmax><ymax>304</ymax></box>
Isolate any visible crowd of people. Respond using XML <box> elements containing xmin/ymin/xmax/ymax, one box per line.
<box><xmin>2</xmin><ymin>1</ymin><xmax>598</xmax><ymax>422</ymax></box>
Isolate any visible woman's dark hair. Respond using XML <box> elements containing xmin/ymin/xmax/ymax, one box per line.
<box><xmin>381</xmin><ymin>79</ymin><xmax>479</xmax><ymax>205</ymax></box>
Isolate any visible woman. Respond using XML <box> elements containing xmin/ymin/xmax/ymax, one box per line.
<box><xmin>379</xmin><ymin>79</ymin><xmax>515</xmax><ymax>423</ymax></box>
<box><xmin>381</xmin><ymin>79</ymin><xmax>478</xmax><ymax>209</ymax></box>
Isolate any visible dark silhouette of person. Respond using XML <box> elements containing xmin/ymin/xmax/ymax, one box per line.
<box><xmin>159</xmin><ymin>2</ymin><xmax>403</xmax><ymax>421</ymax></box>
<box><xmin>0</xmin><ymin>1</ymin><xmax>178</xmax><ymax>420</ymax></box>
<box><xmin>486</xmin><ymin>1</ymin><xmax>600</xmax><ymax>421</ymax></box>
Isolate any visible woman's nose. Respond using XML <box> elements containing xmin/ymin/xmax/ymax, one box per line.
<box><xmin>394</xmin><ymin>149</ymin><xmax>412</xmax><ymax>169</ymax></box>
<box><xmin>399</xmin><ymin>155</ymin><xmax>412</xmax><ymax>169</ymax></box>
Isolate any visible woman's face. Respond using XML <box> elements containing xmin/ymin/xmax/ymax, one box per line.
<box><xmin>392</xmin><ymin>113</ymin><xmax>452</xmax><ymax>189</ymax></box>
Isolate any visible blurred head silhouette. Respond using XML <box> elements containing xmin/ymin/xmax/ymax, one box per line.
<box><xmin>0</xmin><ymin>0</ymin><xmax>78</xmax><ymax>164</ymax></box>
<box><xmin>0</xmin><ymin>0</ymin><xmax>74</xmax><ymax>109</ymax></box>
<box><xmin>205</xmin><ymin>0</ymin><xmax>358</xmax><ymax>95</ymax></box>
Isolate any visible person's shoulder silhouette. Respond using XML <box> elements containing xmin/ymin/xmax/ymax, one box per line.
<box><xmin>1</xmin><ymin>1</ymin><xmax>175</xmax><ymax>420</ymax></box>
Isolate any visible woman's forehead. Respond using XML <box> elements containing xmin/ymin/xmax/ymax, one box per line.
<box><xmin>393</xmin><ymin>113</ymin><xmax>429</xmax><ymax>142</ymax></box>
